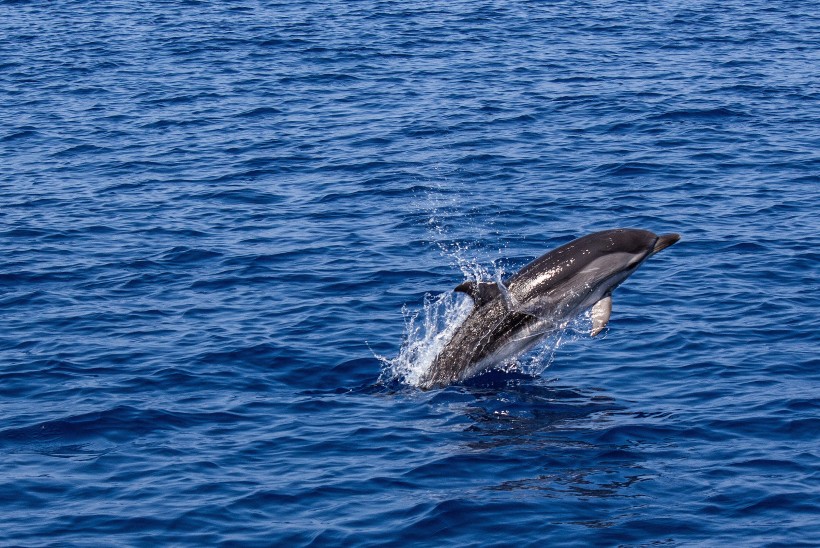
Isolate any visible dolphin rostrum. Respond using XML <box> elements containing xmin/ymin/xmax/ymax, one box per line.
<box><xmin>419</xmin><ymin>228</ymin><xmax>680</xmax><ymax>389</ymax></box>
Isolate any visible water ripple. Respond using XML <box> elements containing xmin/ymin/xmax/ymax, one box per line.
<box><xmin>1</xmin><ymin>0</ymin><xmax>819</xmax><ymax>545</ymax></box>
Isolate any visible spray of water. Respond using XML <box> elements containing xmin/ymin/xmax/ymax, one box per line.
<box><xmin>376</xmin><ymin>291</ymin><xmax>473</xmax><ymax>386</ymax></box>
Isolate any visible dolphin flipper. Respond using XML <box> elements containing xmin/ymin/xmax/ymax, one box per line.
<box><xmin>590</xmin><ymin>295</ymin><xmax>612</xmax><ymax>336</ymax></box>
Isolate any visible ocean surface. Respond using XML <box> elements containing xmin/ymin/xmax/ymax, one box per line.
<box><xmin>2</xmin><ymin>1</ymin><xmax>819</xmax><ymax>545</ymax></box>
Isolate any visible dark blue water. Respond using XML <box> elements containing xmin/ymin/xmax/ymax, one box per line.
<box><xmin>2</xmin><ymin>1</ymin><xmax>819</xmax><ymax>545</ymax></box>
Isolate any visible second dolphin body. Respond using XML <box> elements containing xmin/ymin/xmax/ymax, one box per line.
<box><xmin>419</xmin><ymin>228</ymin><xmax>680</xmax><ymax>389</ymax></box>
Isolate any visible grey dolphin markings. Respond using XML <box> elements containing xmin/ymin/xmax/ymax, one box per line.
<box><xmin>419</xmin><ymin>228</ymin><xmax>681</xmax><ymax>389</ymax></box>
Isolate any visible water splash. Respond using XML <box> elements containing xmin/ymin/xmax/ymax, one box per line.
<box><xmin>421</xmin><ymin>181</ymin><xmax>510</xmax><ymax>280</ymax></box>
<box><xmin>377</xmin><ymin>290</ymin><xmax>473</xmax><ymax>386</ymax></box>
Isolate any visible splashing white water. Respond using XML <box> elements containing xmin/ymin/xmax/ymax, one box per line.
<box><xmin>377</xmin><ymin>186</ymin><xmax>503</xmax><ymax>386</ymax></box>
<box><xmin>377</xmin><ymin>290</ymin><xmax>473</xmax><ymax>386</ymax></box>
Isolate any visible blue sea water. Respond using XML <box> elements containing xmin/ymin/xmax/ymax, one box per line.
<box><xmin>2</xmin><ymin>0</ymin><xmax>819</xmax><ymax>545</ymax></box>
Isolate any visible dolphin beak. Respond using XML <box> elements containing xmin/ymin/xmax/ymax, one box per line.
<box><xmin>652</xmin><ymin>233</ymin><xmax>681</xmax><ymax>254</ymax></box>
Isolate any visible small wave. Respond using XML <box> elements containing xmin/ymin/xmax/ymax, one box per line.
<box><xmin>236</xmin><ymin>106</ymin><xmax>282</xmax><ymax>118</ymax></box>
<box><xmin>1</xmin><ymin>128</ymin><xmax>38</xmax><ymax>142</ymax></box>
<box><xmin>594</xmin><ymin>161</ymin><xmax>664</xmax><ymax>176</ymax></box>
<box><xmin>157</xmin><ymin>246</ymin><xmax>222</xmax><ymax>264</ymax></box>
<box><xmin>650</xmin><ymin>107</ymin><xmax>749</xmax><ymax>121</ymax></box>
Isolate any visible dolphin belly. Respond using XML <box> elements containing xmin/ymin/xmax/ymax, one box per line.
<box><xmin>468</xmin><ymin>316</ymin><xmax>555</xmax><ymax>374</ymax></box>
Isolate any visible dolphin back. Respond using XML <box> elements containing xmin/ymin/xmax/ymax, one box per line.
<box><xmin>509</xmin><ymin>229</ymin><xmax>658</xmax><ymax>289</ymax></box>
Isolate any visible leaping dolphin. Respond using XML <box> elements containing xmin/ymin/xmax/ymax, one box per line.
<box><xmin>419</xmin><ymin>228</ymin><xmax>680</xmax><ymax>389</ymax></box>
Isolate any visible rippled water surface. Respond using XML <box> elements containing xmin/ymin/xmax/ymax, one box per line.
<box><xmin>2</xmin><ymin>1</ymin><xmax>819</xmax><ymax>545</ymax></box>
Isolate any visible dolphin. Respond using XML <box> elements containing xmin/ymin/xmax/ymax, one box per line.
<box><xmin>419</xmin><ymin>228</ymin><xmax>680</xmax><ymax>389</ymax></box>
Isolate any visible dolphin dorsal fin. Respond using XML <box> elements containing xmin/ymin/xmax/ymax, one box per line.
<box><xmin>454</xmin><ymin>281</ymin><xmax>502</xmax><ymax>308</ymax></box>
<box><xmin>590</xmin><ymin>295</ymin><xmax>612</xmax><ymax>336</ymax></box>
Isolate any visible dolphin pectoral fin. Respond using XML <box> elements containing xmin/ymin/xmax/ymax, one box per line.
<box><xmin>454</xmin><ymin>281</ymin><xmax>502</xmax><ymax>307</ymax></box>
<box><xmin>590</xmin><ymin>295</ymin><xmax>612</xmax><ymax>336</ymax></box>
